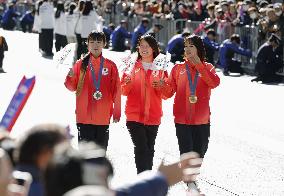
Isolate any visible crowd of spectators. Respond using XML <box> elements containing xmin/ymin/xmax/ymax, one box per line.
<box><xmin>0</xmin><ymin>0</ymin><xmax>283</xmax><ymax>80</ymax></box>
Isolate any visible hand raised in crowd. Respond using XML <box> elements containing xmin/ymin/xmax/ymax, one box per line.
<box><xmin>158</xmin><ymin>151</ymin><xmax>202</xmax><ymax>186</ymax></box>
<box><xmin>124</xmin><ymin>76</ymin><xmax>131</xmax><ymax>84</ymax></box>
<box><xmin>152</xmin><ymin>78</ymin><xmax>165</xmax><ymax>88</ymax></box>
<box><xmin>68</xmin><ymin>68</ymin><xmax>74</xmax><ymax>77</ymax></box>
<box><xmin>189</xmin><ymin>56</ymin><xmax>203</xmax><ymax>68</ymax></box>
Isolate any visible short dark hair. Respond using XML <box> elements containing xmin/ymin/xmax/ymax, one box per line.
<box><xmin>230</xmin><ymin>34</ymin><xmax>241</xmax><ymax>44</ymax></box>
<box><xmin>87</xmin><ymin>31</ymin><xmax>106</xmax><ymax>44</ymax></box>
<box><xmin>45</xmin><ymin>142</ymin><xmax>113</xmax><ymax>196</ymax></box>
<box><xmin>184</xmin><ymin>35</ymin><xmax>206</xmax><ymax>62</ymax></box>
<box><xmin>182</xmin><ymin>32</ymin><xmax>191</xmax><ymax>37</ymax></box>
<box><xmin>207</xmin><ymin>29</ymin><xmax>216</xmax><ymax>36</ymax></box>
<box><xmin>16</xmin><ymin>124</ymin><xmax>66</xmax><ymax>166</ymax></box>
<box><xmin>137</xmin><ymin>34</ymin><xmax>160</xmax><ymax>60</ymax></box>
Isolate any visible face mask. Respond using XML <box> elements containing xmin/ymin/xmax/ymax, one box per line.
<box><xmin>250</xmin><ymin>12</ymin><xmax>257</xmax><ymax>19</ymax></box>
<box><xmin>275</xmin><ymin>11</ymin><xmax>282</xmax><ymax>16</ymax></box>
<box><xmin>243</xmin><ymin>5</ymin><xmax>249</xmax><ymax>11</ymax></box>
<box><xmin>201</xmin><ymin>0</ymin><xmax>207</xmax><ymax>6</ymax></box>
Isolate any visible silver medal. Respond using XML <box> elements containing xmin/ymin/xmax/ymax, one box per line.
<box><xmin>93</xmin><ymin>91</ymin><xmax>103</xmax><ymax>100</ymax></box>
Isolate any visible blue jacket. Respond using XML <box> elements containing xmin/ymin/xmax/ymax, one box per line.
<box><xmin>2</xmin><ymin>7</ymin><xmax>19</xmax><ymax>25</ymax></box>
<box><xmin>219</xmin><ymin>39</ymin><xmax>252</xmax><ymax>68</ymax></box>
<box><xmin>202</xmin><ymin>36</ymin><xmax>219</xmax><ymax>64</ymax></box>
<box><xmin>20</xmin><ymin>11</ymin><xmax>34</xmax><ymax>24</ymax></box>
<box><xmin>131</xmin><ymin>24</ymin><xmax>148</xmax><ymax>50</ymax></box>
<box><xmin>116</xmin><ymin>171</ymin><xmax>168</xmax><ymax>196</ymax></box>
<box><xmin>166</xmin><ymin>34</ymin><xmax>185</xmax><ymax>62</ymax></box>
<box><xmin>15</xmin><ymin>164</ymin><xmax>44</xmax><ymax>196</ymax></box>
<box><xmin>111</xmin><ymin>26</ymin><xmax>132</xmax><ymax>50</ymax></box>
<box><xmin>166</xmin><ymin>34</ymin><xmax>183</xmax><ymax>52</ymax></box>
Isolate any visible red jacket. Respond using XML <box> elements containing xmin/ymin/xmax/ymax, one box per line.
<box><xmin>163</xmin><ymin>61</ymin><xmax>220</xmax><ymax>125</ymax></box>
<box><xmin>64</xmin><ymin>54</ymin><xmax>121</xmax><ymax>125</ymax></box>
<box><xmin>121</xmin><ymin>60</ymin><xmax>169</xmax><ymax>125</ymax></box>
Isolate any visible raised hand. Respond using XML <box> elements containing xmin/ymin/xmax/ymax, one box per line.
<box><xmin>152</xmin><ymin>78</ymin><xmax>165</xmax><ymax>88</ymax></box>
<box><xmin>190</xmin><ymin>55</ymin><xmax>202</xmax><ymax>66</ymax></box>
<box><xmin>68</xmin><ymin>68</ymin><xmax>74</xmax><ymax>77</ymax></box>
<box><xmin>124</xmin><ymin>76</ymin><xmax>131</xmax><ymax>84</ymax></box>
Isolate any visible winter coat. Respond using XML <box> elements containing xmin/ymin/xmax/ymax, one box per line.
<box><xmin>65</xmin><ymin>54</ymin><xmax>121</xmax><ymax>125</ymax></box>
<box><xmin>163</xmin><ymin>61</ymin><xmax>220</xmax><ymax>125</ymax></box>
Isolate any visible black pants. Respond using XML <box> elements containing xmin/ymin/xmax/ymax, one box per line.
<box><xmin>226</xmin><ymin>59</ymin><xmax>244</xmax><ymax>74</ymax></box>
<box><xmin>76</xmin><ymin>33</ymin><xmax>83</xmax><ymax>60</ymax></box>
<box><xmin>175</xmin><ymin>123</ymin><xmax>210</xmax><ymax>158</ymax></box>
<box><xmin>55</xmin><ymin>34</ymin><xmax>68</xmax><ymax>52</ymax></box>
<box><xmin>0</xmin><ymin>54</ymin><xmax>3</xmax><ymax>68</ymax></box>
<box><xmin>20</xmin><ymin>21</ymin><xmax>33</xmax><ymax>33</ymax></box>
<box><xmin>41</xmin><ymin>28</ymin><xmax>54</xmax><ymax>55</ymax></box>
<box><xmin>39</xmin><ymin>32</ymin><xmax>43</xmax><ymax>51</ymax></box>
<box><xmin>127</xmin><ymin>121</ymin><xmax>158</xmax><ymax>174</ymax></box>
<box><xmin>77</xmin><ymin>123</ymin><xmax>109</xmax><ymax>149</ymax></box>
<box><xmin>112</xmin><ymin>44</ymin><xmax>127</xmax><ymax>52</ymax></box>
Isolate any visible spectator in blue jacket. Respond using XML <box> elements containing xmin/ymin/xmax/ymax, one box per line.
<box><xmin>45</xmin><ymin>142</ymin><xmax>202</xmax><ymax>196</ymax></box>
<box><xmin>166</xmin><ymin>32</ymin><xmax>191</xmax><ymax>63</ymax></box>
<box><xmin>111</xmin><ymin>20</ymin><xmax>132</xmax><ymax>52</ymax></box>
<box><xmin>202</xmin><ymin>29</ymin><xmax>219</xmax><ymax>65</ymax></box>
<box><xmin>219</xmin><ymin>34</ymin><xmax>252</xmax><ymax>75</ymax></box>
<box><xmin>131</xmin><ymin>18</ymin><xmax>150</xmax><ymax>52</ymax></box>
<box><xmin>1</xmin><ymin>2</ymin><xmax>21</xmax><ymax>30</ymax></box>
<box><xmin>103</xmin><ymin>23</ymin><xmax>115</xmax><ymax>48</ymax></box>
<box><xmin>20</xmin><ymin>9</ymin><xmax>35</xmax><ymax>33</ymax></box>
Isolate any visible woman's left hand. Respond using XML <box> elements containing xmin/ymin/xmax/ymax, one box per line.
<box><xmin>190</xmin><ymin>55</ymin><xmax>202</xmax><ymax>66</ymax></box>
<box><xmin>152</xmin><ymin>78</ymin><xmax>165</xmax><ymax>88</ymax></box>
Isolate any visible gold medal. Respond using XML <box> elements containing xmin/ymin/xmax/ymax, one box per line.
<box><xmin>189</xmin><ymin>95</ymin><xmax>198</xmax><ymax>104</ymax></box>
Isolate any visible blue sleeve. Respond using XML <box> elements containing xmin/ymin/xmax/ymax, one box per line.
<box><xmin>228</xmin><ymin>43</ymin><xmax>252</xmax><ymax>57</ymax></box>
<box><xmin>115</xmin><ymin>171</ymin><xmax>168</xmax><ymax>196</ymax></box>
<box><xmin>131</xmin><ymin>31</ymin><xmax>138</xmax><ymax>49</ymax></box>
<box><xmin>203</xmin><ymin>37</ymin><xmax>219</xmax><ymax>51</ymax></box>
<box><xmin>28</xmin><ymin>182</ymin><xmax>44</xmax><ymax>196</ymax></box>
<box><xmin>167</xmin><ymin>38</ymin><xmax>182</xmax><ymax>52</ymax></box>
<box><xmin>121</xmin><ymin>28</ymin><xmax>132</xmax><ymax>39</ymax></box>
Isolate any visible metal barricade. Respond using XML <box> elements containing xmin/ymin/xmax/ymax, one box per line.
<box><xmin>102</xmin><ymin>12</ymin><xmax>283</xmax><ymax>76</ymax></box>
<box><xmin>235</xmin><ymin>25</ymin><xmax>258</xmax><ymax>72</ymax></box>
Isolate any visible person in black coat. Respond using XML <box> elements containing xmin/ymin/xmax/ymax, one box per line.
<box><xmin>251</xmin><ymin>34</ymin><xmax>283</xmax><ymax>83</ymax></box>
<box><xmin>0</xmin><ymin>36</ymin><xmax>8</xmax><ymax>73</ymax></box>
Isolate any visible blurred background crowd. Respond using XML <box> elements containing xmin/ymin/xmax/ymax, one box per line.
<box><xmin>0</xmin><ymin>0</ymin><xmax>283</xmax><ymax>81</ymax></box>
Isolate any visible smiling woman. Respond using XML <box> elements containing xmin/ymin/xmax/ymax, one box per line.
<box><xmin>121</xmin><ymin>34</ymin><xmax>170</xmax><ymax>174</ymax></box>
<box><xmin>64</xmin><ymin>31</ymin><xmax>121</xmax><ymax>150</ymax></box>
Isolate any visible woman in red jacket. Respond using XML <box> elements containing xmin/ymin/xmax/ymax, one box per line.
<box><xmin>165</xmin><ymin>34</ymin><xmax>220</xmax><ymax>158</ymax></box>
<box><xmin>64</xmin><ymin>31</ymin><xmax>121</xmax><ymax>149</ymax></box>
<box><xmin>121</xmin><ymin>34</ymin><xmax>169</xmax><ymax>173</ymax></box>
<box><xmin>164</xmin><ymin>34</ymin><xmax>220</xmax><ymax>193</ymax></box>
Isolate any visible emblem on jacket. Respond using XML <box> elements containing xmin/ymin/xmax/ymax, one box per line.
<box><xmin>102</xmin><ymin>68</ymin><xmax>108</xmax><ymax>75</ymax></box>
<box><xmin>180</xmin><ymin>69</ymin><xmax>186</xmax><ymax>74</ymax></box>
<box><xmin>152</xmin><ymin>70</ymin><xmax>159</xmax><ymax>77</ymax></box>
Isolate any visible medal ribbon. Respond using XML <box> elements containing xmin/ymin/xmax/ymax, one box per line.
<box><xmin>89</xmin><ymin>56</ymin><xmax>104</xmax><ymax>92</ymax></box>
<box><xmin>185</xmin><ymin>64</ymin><xmax>198</xmax><ymax>96</ymax></box>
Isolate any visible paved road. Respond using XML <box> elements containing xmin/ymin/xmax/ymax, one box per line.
<box><xmin>0</xmin><ymin>30</ymin><xmax>284</xmax><ymax>196</ymax></box>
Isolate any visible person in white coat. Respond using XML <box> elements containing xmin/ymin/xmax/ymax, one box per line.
<box><xmin>79</xmin><ymin>0</ymin><xmax>103</xmax><ymax>57</ymax></box>
<box><xmin>39</xmin><ymin>0</ymin><xmax>55</xmax><ymax>57</ymax></box>
<box><xmin>54</xmin><ymin>1</ymin><xmax>67</xmax><ymax>52</ymax></box>
<box><xmin>66</xmin><ymin>2</ymin><xmax>77</xmax><ymax>44</ymax></box>
<box><xmin>74</xmin><ymin>0</ymin><xmax>85</xmax><ymax>59</ymax></box>
<box><xmin>33</xmin><ymin>0</ymin><xmax>43</xmax><ymax>52</ymax></box>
